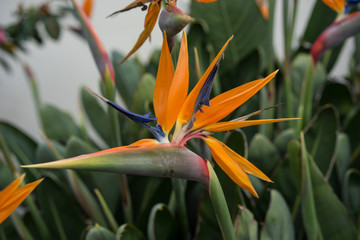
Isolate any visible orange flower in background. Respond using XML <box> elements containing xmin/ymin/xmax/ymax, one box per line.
<box><xmin>0</xmin><ymin>174</ymin><xmax>43</xmax><ymax>224</ymax></box>
<box><xmin>109</xmin><ymin>0</ymin><xmax>215</xmax><ymax>63</ymax></box>
<box><xmin>256</xmin><ymin>0</ymin><xmax>269</xmax><ymax>20</ymax></box>
<box><xmin>322</xmin><ymin>0</ymin><xmax>345</xmax><ymax>13</ymax></box>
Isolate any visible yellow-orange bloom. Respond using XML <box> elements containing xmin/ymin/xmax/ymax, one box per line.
<box><xmin>0</xmin><ymin>174</ymin><xmax>43</xmax><ymax>224</ymax></box>
<box><xmin>322</xmin><ymin>0</ymin><xmax>345</xmax><ymax>13</ymax></box>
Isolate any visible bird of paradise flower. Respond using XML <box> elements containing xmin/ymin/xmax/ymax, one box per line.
<box><xmin>311</xmin><ymin>0</ymin><xmax>360</xmax><ymax>63</ymax></box>
<box><xmin>23</xmin><ymin>32</ymin><xmax>295</xmax><ymax>198</ymax></box>
<box><xmin>0</xmin><ymin>174</ymin><xmax>43</xmax><ymax>224</ymax></box>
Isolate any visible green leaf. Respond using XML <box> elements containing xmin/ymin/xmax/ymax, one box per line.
<box><xmin>43</xmin><ymin>17</ymin><xmax>60</xmax><ymax>39</ymax></box>
<box><xmin>304</xmin><ymin>105</ymin><xmax>339</xmax><ymax>175</ymax></box>
<box><xmin>343</xmin><ymin>169</ymin><xmax>360</xmax><ymax>222</ymax></box>
<box><xmin>67</xmin><ymin>171</ymin><xmax>107</xmax><ymax>227</ymax></box>
<box><xmin>116</xmin><ymin>224</ymin><xmax>146</xmax><ymax>240</ymax></box>
<box><xmin>234</xmin><ymin>207</ymin><xmax>258</xmax><ymax>240</ymax></box>
<box><xmin>86</xmin><ymin>225</ymin><xmax>115</xmax><ymax>240</ymax></box>
<box><xmin>344</xmin><ymin>105</ymin><xmax>360</xmax><ymax>167</ymax></box>
<box><xmin>301</xmin><ymin>133</ymin><xmax>358</xmax><ymax>240</ymax></box>
<box><xmin>274</xmin><ymin>128</ymin><xmax>296</xmax><ymax>154</ymax></box>
<box><xmin>300</xmin><ymin>133</ymin><xmax>323</xmax><ymax>240</ymax></box>
<box><xmin>248</xmin><ymin>133</ymin><xmax>280</xmax><ymax>175</ymax></box>
<box><xmin>190</xmin><ymin>0</ymin><xmax>272</xmax><ymax>74</ymax></box>
<box><xmin>81</xmin><ymin>87</ymin><xmax>112</xmax><ymax>146</ymax></box>
<box><xmin>64</xmin><ymin>136</ymin><xmax>97</xmax><ymax>158</ymax></box>
<box><xmin>319</xmin><ymin>82</ymin><xmax>354</xmax><ymax>118</ymax></box>
<box><xmin>0</xmin><ymin>121</ymin><xmax>37</xmax><ymax>162</ymax></box>
<box><xmin>335</xmin><ymin>133</ymin><xmax>351</xmax><ymax>183</ymax></box>
<box><xmin>260</xmin><ymin>190</ymin><xmax>295</xmax><ymax>240</ymax></box>
<box><xmin>147</xmin><ymin>203</ymin><xmax>177</xmax><ymax>240</ymax></box>
<box><xmin>112</xmin><ymin>51</ymin><xmax>143</xmax><ymax>107</ymax></box>
<box><xmin>40</xmin><ymin>104</ymin><xmax>79</xmax><ymax>141</ymax></box>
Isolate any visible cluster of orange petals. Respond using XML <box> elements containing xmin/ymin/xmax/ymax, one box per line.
<box><xmin>151</xmin><ymin>31</ymin><xmax>294</xmax><ymax>197</ymax></box>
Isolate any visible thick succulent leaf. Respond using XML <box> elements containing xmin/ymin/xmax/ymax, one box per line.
<box><xmin>112</xmin><ymin>51</ymin><xmax>143</xmax><ymax>108</ymax></box>
<box><xmin>191</xmin><ymin>0</ymin><xmax>272</xmax><ymax>73</ymax></box>
<box><xmin>85</xmin><ymin>225</ymin><xmax>115</xmax><ymax>240</ymax></box>
<box><xmin>23</xmin><ymin>145</ymin><xmax>209</xmax><ymax>186</ymax></box>
<box><xmin>234</xmin><ymin>207</ymin><xmax>258</xmax><ymax>240</ymax></box>
<box><xmin>335</xmin><ymin>133</ymin><xmax>351</xmax><ymax>183</ymax></box>
<box><xmin>344</xmin><ymin>105</ymin><xmax>360</xmax><ymax>167</ymax></box>
<box><xmin>260</xmin><ymin>190</ymin><xmax>295</xmax><ymax>240</ymax></box>
<box><xmin>40</xmin><ymin>104</ymin><xmax>80</xmax><ymax>141</ymax></box>
<box><xmin>248</xmin><ymin>133</ymin><xmax>280</xmax><ymax>175</ymax></box>
<box><xmin>116</xmin><ymin>223</ymin><xmax>146</xmax><ymax>240</ymax></box>
<box><xmin>343</xmin><ymin>169</ymin><xmax>360</xmax><ymax>221</ymax></box>
<box><xmin>147</xmin><ymin>203</ymin><xmax>177</xmax><ymax>240</ymax></box>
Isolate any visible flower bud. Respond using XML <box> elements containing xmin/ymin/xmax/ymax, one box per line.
<box><xmin>158</xmin><ymin>6</ymin><xmax>194</xmax><ymax>50</ymax></box>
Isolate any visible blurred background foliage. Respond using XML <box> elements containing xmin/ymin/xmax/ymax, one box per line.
<box><xmin>1</xmin><ymin>0</ymin><xmax>360</xmax><ymax>239</ymax></box>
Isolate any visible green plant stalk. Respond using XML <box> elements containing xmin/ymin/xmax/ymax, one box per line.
<box><xmin>104</xmin><ymin>70</ymin><xmax>133</xmax><ymax>223</ymax></box>
<box><xmin>299</xmin><ymin>61</ymin><xmax>314</xmax><ymax>130</ymax></box>
<box><xmin>207</xmin><ymin>162</ymin><xmax>236</xmax><ymax>240</ymax></box>
<box><xmin>0</xmin><ymin>225</ymin><xmax>6</xmax><ymax>240</ymax></box>
<box><xmin>171</xmin><ymin>178</ymin><xmax>190</xmax><ymax>240</ymax></box>
<box><xmin>24</xmin><ymin>197</ymin><xmax>50</xmax><ymax>240</ymax></box>
<box><xmin>49</xmin><ymin>199</ymin><xmax>67</xmax><ymax>240</ymax></box>
<box><xmin>94</xmin><ymin>189</ymin><xmax>119</xmax><ymax>232</ymax></box>
<box><xmin>11</xmin><ymin>214</ymin><xmax>33</xmax><ymax>240</ymax></box>
<box><xmin>283</xmin><ymin>0</ymin><xmax>298</xmax><ymax>127</ymax></box>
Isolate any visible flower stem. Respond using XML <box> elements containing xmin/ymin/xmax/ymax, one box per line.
<box><xmin>171</xmin><ymin>178</ymin><xmax>190</xmax><ymax>240</ymax></box>
<box><xmin>207</xmin><ymin>162</ymin><xmax>236</xmax><ymax>240</ymax></box>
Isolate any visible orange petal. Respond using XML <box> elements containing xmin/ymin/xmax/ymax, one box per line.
<box><xmin>0</xmin><ymin>178</ymin><xmax>43</xmax><ymax>224</ymax></box>
<box><xmin>193</xmin><ymin>70</ymin><xmax>278</xmax><ymax>130</ymax></box>
<box><xmin>119</xmin><ymin>1</ymin><xmax>161</xmax><ymax>64</ymax></box>
<box><xmin>82</xmin><ymin>0</ymin><xmax>93</xmax><ymax>17</ymax></box>
<box><xmin>0</xmin><ymin>174</ymin><xmax>25</xmax><ymax>207</ymax></box>
<box><xmin>322</xmin><ymin>0</ymin><xmax>345</xmax><ymax>13</ymax></box>
<box><xmin>153</xmin><ymin>31</ymin><xmax>175</xmax><ymax>131</ymax></box>
<box><xmin>177</xmin><ymin>36</ymin><xmax>233</xmax><ymax>125</ymax></box>
<box><xmin>256</xmin><ymin>0</ymin><xmax>269</xmax><ymax>20</ymax></box>
<box><xmin>203</xmin><ymin>118</ymin><xmax>298</xmax><ymax>132</ymax></box>
<box><xmin>203</xmin><ymin>136</ymin><xmax>259</xmax><ymax>197</ymax></box>
<box><xmin>194</xmin><ymin>0</ymin><xmax>217</xmax><ymax>2</ymax></box>
<box><xmin>164</xmin><ymin>32</ymin><xmax>189</xmax><ymax>132</ymax></box>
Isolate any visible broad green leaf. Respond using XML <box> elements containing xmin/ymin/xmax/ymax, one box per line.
<box><xmin>248</xmin><ymin>133</ymin><xmax>280</xmax><ymax>175</ymax></box>
<box><xmin>301</xmin><ymin>134</ymin><xmax>358</xmax><ymax>240</ymax></box>
<box><xmin>67</xmin><ymin>171</ymin><xmax>107</xmax><ymax>227</ymax></box>
<box><xmin>86</xmin><ymin>225</ymin><xmax>115</xmax><ymax>240</ymax></box>
<box><xmin>319</xmin><ymin>82</ymin><xmax>354</xmax><ymax>118</ymax></box>
<box><xmin>147</xmin><ymin>203</ymin><xmax>177</xmax><ymax>240</ymax></box>
<box><xmin>191</xmin><ymin>0</ymin><xmax>272</xmax><ymax>74</ymax></box>
<box><xmin>64</xmin><ymin>136</ymin><xmax>97</xmax><ymax>158</ymax></box>
<box><xmin>81</xmin><ymin>87</ymin><xmax>112</xmax><ymax>146</ymax></box>
<box><xmin>234</xmin><ymin>207</ymin><xmax>258</xmax><ymax>240</ymax></box>
<box><xmin>112</xmin><ymin>51</ymin><xmax>143</xmax><ymax>107</ymax></box>
<box><xmin>304</xmin><ymin>105</ymin><xmax>339</xmax><ymax>175</ymax></box>
<box><xmin>0</xmin><ymin>121</ymin><xmax>37</xmax><ymax>162</ymax></box>
<box><xmin>344</xmin><ymin>105</ymin><xmax>360</xmax><ymax>167</ymax></box>
<box><xmin>40</xmin><ymin>104</ymin><xmax>79</xmax><ymax>141</ymax></box>
<box><xmin>260</xmin><ymin>190</ymin><xmax>295</xmax><ymax>240</ymax></box>
<box><xmin>116</xmin><ymin>224</ymin><xmax>146</xmax><ymax>240</ymax></box>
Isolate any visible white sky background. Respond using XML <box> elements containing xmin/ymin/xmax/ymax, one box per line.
<box><xmin>0</xmin><ymin>0</ymin><xmax>353</xmax><ymax>141</ymax></box>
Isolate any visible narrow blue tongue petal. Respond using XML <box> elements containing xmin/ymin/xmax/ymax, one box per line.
<box><xmin>185</xmin><ymin>63</ymin><xmax>219</xmax><ymax>129</ymax></box>
<box><xmin>86</xmin><ymin>88</ymin><xmax>165</xmax><ymax>140</ymax></box>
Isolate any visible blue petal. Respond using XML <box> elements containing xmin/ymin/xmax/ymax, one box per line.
<box><xmin>194</xmin><ymin>63</ymin><xmax>219</xmax><ymax>112</ymax></box>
